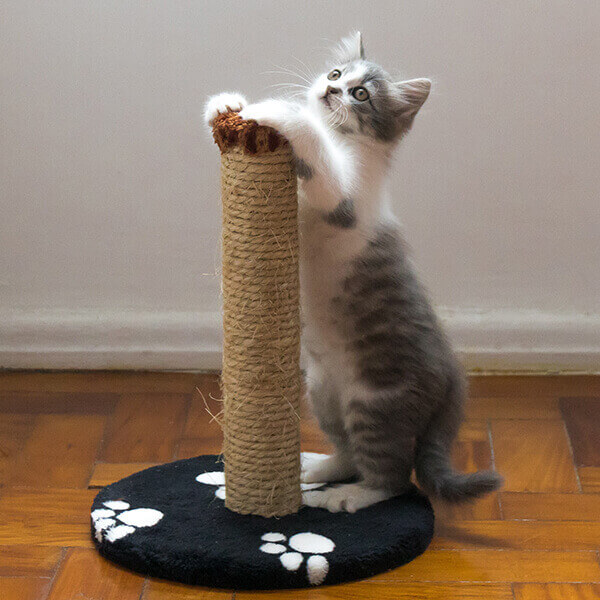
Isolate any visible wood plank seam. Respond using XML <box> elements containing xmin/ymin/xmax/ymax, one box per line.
<box><xmin>487</xmin><ymin>419</ymin><xmax>506</xmax><ymax>520</ymax></box>
<box><xmin>170</xmin><ymin>393</ymin><xmax>194</xmax><ymax>462</ymax></box>
<box><xmin>44</xmin><ymin>547</ymin><xmax>68</xmax><ymax>600</ymax></box>
<box><xmin>138</xmin><ymin>578</ymin><xmax>149</xmax><ymax>600</ymax></box>
<box><xmin>92</xmin><ymin>394</ymin><xmax>121</xmax><ymax>480</ymax></box>
<box><xmin>560</xmin><ymin>418</ymin><xmax>583</xmax><ymax>493</ymax></box>
<box><xmin>559</xmin><ymin>397</ymin><xmax>600</xmax><ymax>468</ymax></box>
<box><xmin>85</xmin><ymin>410</ymin><xmax>111</xmax><ymax>489</ymax></box>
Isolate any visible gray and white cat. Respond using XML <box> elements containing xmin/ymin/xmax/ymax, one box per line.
<box><xmin>205</xmin><ymin>32</ymin><xmax>502</xmax><ymax>512</ymax></box>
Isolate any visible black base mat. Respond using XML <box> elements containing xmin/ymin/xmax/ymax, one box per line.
<box><xmin>91</xmin><ymin>455</ymin><xmax>434</xmax><ymax>589</ymax></box>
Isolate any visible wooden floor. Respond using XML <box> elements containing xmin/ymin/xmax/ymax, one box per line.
<box><xmin>0</xmin><ymin>371</ymin><xmax>599</xmax><ymax>599</ymax></box>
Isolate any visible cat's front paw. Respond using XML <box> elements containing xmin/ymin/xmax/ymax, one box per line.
<box><xmin>239</xmin><ymin>100</ymin><xmax>299</xmax><ymax>133</ymax></box>
<box><xmin>204</xmin><ymin>92</ymin><xmax>247</xmax><ymax>127</ymax></box>
<box><xmin>303</xmin><ymin>484</ymin><xmax>393</xmax><ymax>513</ymax></box>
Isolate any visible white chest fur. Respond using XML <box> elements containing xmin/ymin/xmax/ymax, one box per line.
<box><xmin>298</xmin><ymin>201</ymin><xmax>367</xmax><ymax>371</ymax></box>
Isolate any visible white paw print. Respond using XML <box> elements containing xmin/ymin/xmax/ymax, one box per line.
<box><xmin>196</xmin><ymin>471</ymin><xmax>227</xmax><ymax>499</ymax></box>
<box><xmin>196</xmin><ymin>453</ymin><xmax>328</xmax><ymax>501</ymax></box>
<box><xmin>196</xmin><ymin>471</ymin><xmax>326</xmax><ymax>500</ymax></box>
<box><xmin>259</xmin><ymin>532</ymin><xmax>335</xmax><ymax>586</ymax></box>
<box><xmin>91</xmin><ymin>500</ymin><xmax>163</xmax><ymax>543</ymax></box>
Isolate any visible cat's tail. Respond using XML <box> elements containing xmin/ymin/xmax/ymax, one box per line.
<box><xmin>415</xmin><ymin>441</ymin><xmax>503</xmax><ymax>502</ymax></box>
<box><xmin>414</xmin><ymin>371</ymin><xmax>503</xmax><ymax>503</ymax></box>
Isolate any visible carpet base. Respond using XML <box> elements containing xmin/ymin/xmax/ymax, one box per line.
<box><xmin>91</xmin><ymin>454</ymin><xmax>434</xmax><ymax>589</ymax></box>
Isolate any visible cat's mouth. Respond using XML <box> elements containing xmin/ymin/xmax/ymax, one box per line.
<box><xmin>320</xmin><ymin>95</ymin><xmax>332</xmax><ymax>110</ymax></box>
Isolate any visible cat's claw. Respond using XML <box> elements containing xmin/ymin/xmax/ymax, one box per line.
<box><xmin>204</xmin><ymin>92</ymin><xmax>247</xmax><ymax>127</ymax></box>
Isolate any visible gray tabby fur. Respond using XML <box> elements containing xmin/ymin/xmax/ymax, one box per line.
<box><xmin>325</xmin><ymin>226</ymin><xmax>502</xmax><ymax>501</ymax></box>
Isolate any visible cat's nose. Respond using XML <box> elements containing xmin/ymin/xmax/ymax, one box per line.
<box><xmin>326</xmin><ymin>86</ymin><xmax>341</xmax><ymax>96</ymax></box>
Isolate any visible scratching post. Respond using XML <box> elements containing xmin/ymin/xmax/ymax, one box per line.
<box><xmin>213</xmin><ymin>111</ymin><xmax>301</xmax><ymax>517</ymax></box>
<box><xmin>90</xmin><ymin>110</ymin><xmax>435</xmax><ymax>591</ymax></box>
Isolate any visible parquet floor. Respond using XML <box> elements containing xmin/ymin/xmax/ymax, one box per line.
<box><xmin>0</xmin><ymin>371</ymin><xmax>599</xmax><ymax>599</ymax></box>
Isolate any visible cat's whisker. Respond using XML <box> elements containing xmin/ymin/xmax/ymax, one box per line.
<box><xmin>327</xmin><ymin>101</ymin><xmax>347</xmax><ymax>128</ymax></box>
<box><xmin>339</xmin><ymin>106</ymin><xmax>350</xmax><ymax>126</ymax></box>
<box><xmin>262</xmin><ymin>69</ymin><xmax>305</xmax><ymax>78</ymax></box>
<box><xmin>329</xmin><ymin>101</ymin><xmax>346</xmax><ymax>125</ymax></box>
<box><xmin>287</xmin><ymin>63</ymin><xmax>313</xmax><ymax>84</ymax></box>
<box><xmin>271</xmin><ymin>92</ymin><xmax>301</xmax><ymax>99</ymax></box>
<box><xmin>329</xmin><ymin>109</ymin><xmax>344</xmax><ymax>128</ymax></box>
<box><xmin>290</xmin><ymin>56</ymin><xmax>317</xmax><ymax>81</ymax></box>
<box><xmin>267</xmin><ymin>82</ymin><xmax>309</xmax><ymax>102</ymax></box>
<box><xmin>264</xmin><ymin>66</ymin><xmax>306</xmax><ymax>80</ymax></box>
<box><xmin>268</xmin><ymin>83</ymin><xmax>309</xmax><ymax>90</ymax></box>
<box><xmin>324</xmin><ymin>107</ymin><xmax>338</xmax><ymax>126</ymax></box>
<box><xmin>261</xmin><ymin>69</ymin><xmax>306</xmax><ymax>83</ymax></box>
<box><xmin>281</xmin><ymin>92</ymin><xmax>307</xmax><ymax>101</ymax></box>
<box><xmin>271</xmin><ymin>63</ymin><xmax>313</xmax><ymax>86</ymax></box>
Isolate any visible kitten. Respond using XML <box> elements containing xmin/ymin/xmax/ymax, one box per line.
<box><xmin>205</xmin><ymin>32</ymin><xmax>502</xmax><ymax>513</ymax></box>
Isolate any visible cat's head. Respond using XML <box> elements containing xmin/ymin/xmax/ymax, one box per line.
<box><xmin>307</xmin><ymin>32</ymin><xmax>431</xmax><ymax>143</ymax></box>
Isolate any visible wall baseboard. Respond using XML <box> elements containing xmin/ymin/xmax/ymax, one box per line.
<box><xmin>1</xmin><ymin>308</ymin><xmax>599</xmax><ymax>372</ymax></box>
<box><xmin>0</xmin><ymin>309</ymin><xmax>223</xmax><ymax>370</ymax></box>
<box><xmin>440</xmin><ymin>308</ymin><xmax>600</xmax><ymax>372</ymax></box>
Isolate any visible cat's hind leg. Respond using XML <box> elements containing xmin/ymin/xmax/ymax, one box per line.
<box><xmin>301</xmin><ymin>453</ymin><xmax>355</xmax><ymax>484</ymax></box>
<box><xmin>304</xmin><ymin>388</ymin><xmax>418</xmax><ymax>512</ymax></box>
<box><xmin>345</xmin><ymin>391</ymin><xmax>417</xmax><ymax>497</ymax></box>
<box><xmin>302</xmin><ymin>369</ymin><xmax>357</xmax><ymax>484</ymax></box>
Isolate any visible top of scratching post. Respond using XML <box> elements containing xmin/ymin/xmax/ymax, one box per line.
<box><xmin>212</xmin><ymin>111</ymin><xmax>288</xmax><ymax>155</ymax></box>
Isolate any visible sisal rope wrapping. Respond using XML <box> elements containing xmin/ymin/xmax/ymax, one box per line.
<box><xmin>212</xmin><ymin>112</ymin><xmax>301</xmax><ymax>517</ymax></box>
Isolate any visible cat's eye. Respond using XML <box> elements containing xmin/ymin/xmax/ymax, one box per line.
<box><xmin>327</xmin><ymin>69</ymin><xmax>341</xmax><ymax>81</ymax></box>
<box><xmin>352</xmin><ymin>87</ymin><xmax>369</xmax><ymax>101</ymax></box>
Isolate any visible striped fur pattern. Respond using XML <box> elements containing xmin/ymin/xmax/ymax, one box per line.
<box><xmin>205</xmin><ymin>32</ymin><xmax>501</xmax><ymax>512</ymax></box>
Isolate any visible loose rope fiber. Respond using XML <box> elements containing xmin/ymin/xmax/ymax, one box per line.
<box><xmin>212</xmin><ymin>112</ymin><xmax>301</xmax><ymax>517</ymax></box>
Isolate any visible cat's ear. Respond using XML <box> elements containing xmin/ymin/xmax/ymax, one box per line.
<box><xmin>334</xmin><ymin>31</ymin><xmax>365</xmax><ymax>62</ymax></box>
<box><xmin>396</xmin><ymin>78</ymin><xmax>431</xmax><ymax>118</ymax></box>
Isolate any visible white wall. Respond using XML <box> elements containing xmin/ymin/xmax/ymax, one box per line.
<box><xmin>1</xmin><ymin>1</ymin><xmax>599</xmax><ymax>370</ymax></box>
